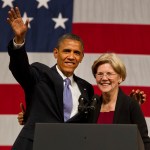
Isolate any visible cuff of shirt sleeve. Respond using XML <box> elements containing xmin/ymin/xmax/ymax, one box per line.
<box><xmin>13</xmin><ymin>38</ymin><xmax>25</xmax><ymax>49</ymax></box>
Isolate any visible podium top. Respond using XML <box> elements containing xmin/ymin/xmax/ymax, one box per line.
<box><xmin>33</xmin><ymin>123</ymin><xmax>144</xmax><ymax>150</ymax></box>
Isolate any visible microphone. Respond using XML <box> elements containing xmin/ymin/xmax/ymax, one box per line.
<box><xmin>78</xmin><ymin>95</ymin><xmax>89</xmax><ymax>113</ymax></box>
<box><xmin>89</xmin><ymin>94</ymin><xmax>99</xmax><ymax>111</ymax></box>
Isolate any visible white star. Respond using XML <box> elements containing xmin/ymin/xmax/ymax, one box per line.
<box><xmin>2</xmin><ymin>0</ymin><xmax>14</xmax><ymax>8</ymax></box>
<box><xmin>36</xmin><ymin>0</ymin><xmax>50</xmax><ymax>9</ymax></box>
<box><xmin>22</xmin><ymin>12</ymin><xmax>34</xmax><ymax>29</ymax></box>
<box><xmin>52</xmin><ymin>13</ymin><xmax>68</xmax><ymax>29</ymax></box>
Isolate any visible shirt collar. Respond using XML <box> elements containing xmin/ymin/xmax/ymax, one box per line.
<box><xmin>56</xmin><ymin>65</ymin><xmax>73</xmax><ymax>85</ymax></box>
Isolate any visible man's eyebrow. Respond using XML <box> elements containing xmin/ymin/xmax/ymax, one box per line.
<box><xmin>63</xmin><ymin>49</ymin><xmax>71</xmax><ymax>51</ymax></box>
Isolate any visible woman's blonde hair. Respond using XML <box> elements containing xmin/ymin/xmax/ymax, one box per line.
<box><xmin>92</xmin><ymin>53</ymin><xmax>127</xmax><ymax>81</ymax></box>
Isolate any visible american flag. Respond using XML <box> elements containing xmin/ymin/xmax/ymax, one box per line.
<box><xmin>0</xmin><ymin>0</ymin><xmax>150</xmax><ymax>149</ymax></box>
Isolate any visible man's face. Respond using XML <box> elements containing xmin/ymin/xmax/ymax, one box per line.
<box><xmin>53</xmin><ymin>39</ymin><xmax>84</xmax><ymax>77</ymax></box>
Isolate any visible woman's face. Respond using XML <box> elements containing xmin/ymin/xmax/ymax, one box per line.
<box><xmin>95</xmin><ymin>63</ymin><xmax>122</xmax><ymax>94</ymax></box>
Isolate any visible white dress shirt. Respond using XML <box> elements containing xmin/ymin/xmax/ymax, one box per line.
<box><xmin>56</xmin><ymin>66</ymin><xmax>81</xmax><ymax>118</ymax></box>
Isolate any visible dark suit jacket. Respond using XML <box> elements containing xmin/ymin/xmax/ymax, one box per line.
<box><xmin>8</xmin><ymin>40</ymin><xmax>94</xmax><ymax>148</ymax></box>
<box><xmin>88</xmin><ymin>88</ymin><xmax>150</xmax><ymax>150</ymax></box>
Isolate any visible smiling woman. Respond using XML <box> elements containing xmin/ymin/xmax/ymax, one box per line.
<box><xmin>89</xmin><ymin>53</ymin><xmax>150</xmax><ymax>150</ymax></box>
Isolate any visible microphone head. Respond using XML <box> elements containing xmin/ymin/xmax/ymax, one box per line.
<box><xmin>78</xmin><ymin>95</ymin><xmax>88</xmax><ymax>104</ymax></box>
<box><xmin>92</xmin><ymin>94</ymin><xmax>100</xmax><ymax>100</ymax></box>
<box><xmin>90</xmin><ymin>94</ymin><xmax>100</xmax><ymax>110</ymax></box>
<box><xmin>78</xmin><ymin>95</ymin><xmax>88</xmax><ymax>112</ymax></box>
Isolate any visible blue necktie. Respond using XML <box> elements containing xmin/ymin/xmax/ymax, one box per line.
<box><xmin>63</xmin><ymin>78</ymin><xmax>73</xmax><ymax>121</ymax></box>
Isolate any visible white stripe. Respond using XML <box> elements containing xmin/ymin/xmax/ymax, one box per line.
<box><xmin>146</xmin><ymin>117</ymin><xmax>150</xmax><ymax>135</ymax></box>
<box><xmin>0</xmin><ymin>52</ymin><xmax>16</xmax><ymax>84</ymax></box>
<box><xmin>73</xmin><ymin>0</ymin><xmax>150</xmax><ymax>25</ymax></box>
<box><xmin>0</xmin><ymin>115</ymin><xmax>149</xmax><ymax>145</ymax></box>
<box><xmin>0</xmin><ymin>52</ymin><xmax>56</xmax><ymax>84</ymax></box>
<box><xmin>78</xmin><ymin>53</ymin><xmax>150</xmax><ymax>86</ymax></box>
<box><xmin>1</xmin><ymin>53</ymin><xmax>150</xmax><ymax>86</ymax></box>
<box><xmin>0</xmin><ymin>115</ymin><xmax>22</xmax><ymax>145</ymax></box>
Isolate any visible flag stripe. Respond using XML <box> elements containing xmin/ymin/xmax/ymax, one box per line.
<box><xmin>0</xmin><ymin>84</ymin><xmax>150</xmax><ymax>116</ymax></box>
<box><xmin>72</xmin><ymin>23</ymin><xmax>150</xmax><ymax>54</ymax></box>
<box><xmin>1</xmin><ymin>53</ymin><xmax>150</xmax><ymax>86</ymax></box>
<box><xmin>73</xmin><ymin>0</ymin><xmax>150</xmax><ymax>25</ymax></box>
<box><xmin>0</xmin><ymin>115</ymin><xmax>22</xmax><ymax>145</ymax></box>
<box><xmin>0</xmin><ymin>147</ymin><xmax>12</xmax><ymax>150</ymax></box>
<box><xmin>0</xmin><ymin>84</ymin><xmax>25</xmax><ymax>114</ymax></box>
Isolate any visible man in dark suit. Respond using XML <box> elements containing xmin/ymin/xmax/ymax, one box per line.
<box><xmin>7</xmin><ymin>7</ymin><xmax>94</xmax><ymax>150</ymax></box>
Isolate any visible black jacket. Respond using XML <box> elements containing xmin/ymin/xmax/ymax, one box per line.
<box><xmin>88</xmin><ymin>88</ymin><xmax>150</xmax><ymax>150</ymax></box>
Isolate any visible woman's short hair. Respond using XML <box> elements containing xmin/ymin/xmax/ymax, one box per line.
<box><xmin>92</xmin><ymin>53</ymin><xmax>127</xmax><ymax>81</ymax></box>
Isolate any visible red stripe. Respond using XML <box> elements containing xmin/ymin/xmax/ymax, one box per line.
<box><xmin>93</xmin><ymin>85</ymin><xmax>150</xmax><ymax>117</ymax></box>
<box><xmin>0</xmin><ymin>84</ymin><xmax>150</xmax><ymax>117</ymax></box>
<box><xmin>72</xmin><ymin>23</ymin><xmax>150</xmax><ymax>54</ymax></box>
<box><xmin>0</xmin><ymin>84</ymin><xmax>25</xmax><ymax>114</ymax></box>
<box><xmin>0</xmin><ymin>146</ymin><xmax>12</xmax><ymax>150</ymax></box>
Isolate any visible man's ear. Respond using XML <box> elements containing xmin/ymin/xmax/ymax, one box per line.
<box><xmin>80</xmin><ymin>52</ymin><xmax>84</xmax><ymax>63</ymax></box>
<box><xmin>53</xmin><ymin>48</ymin><xmax>58</xmax><ymax>59</ymax></box>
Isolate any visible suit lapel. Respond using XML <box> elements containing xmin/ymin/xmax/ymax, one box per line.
<box><xmin>50</xmin><ymin>66</ymin><xmax>64</xmax><ymax>119</ymax></box>
<box><xmin>74</xmin><ymin>75</ymin><xmax>89</xmax><ymax>101</ymax></box>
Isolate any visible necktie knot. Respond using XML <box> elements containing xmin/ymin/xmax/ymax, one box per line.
<box><xmin>64</xmin><ymin>78</ymin><xmax>71</xmax><ymax>86</ymax></box>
